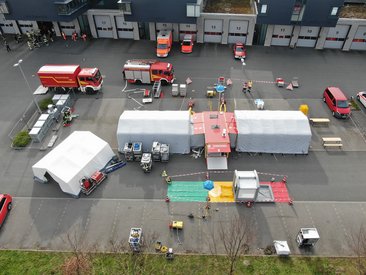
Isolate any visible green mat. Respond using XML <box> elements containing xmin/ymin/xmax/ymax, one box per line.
<box><xmin>167</xmin><ymin>181</ymin><xmax>208</xmax><ymax>202</ymax></box>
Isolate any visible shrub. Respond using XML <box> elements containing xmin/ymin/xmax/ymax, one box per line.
<box><xmin>38</xmin><ymin>97</ymin><xmax>54</xmax><ymax>111</ymax></box>
<box><xmin>12</xmin><ymin>130</ymin><xmax>31</xmax><ymax>148</ymax></box>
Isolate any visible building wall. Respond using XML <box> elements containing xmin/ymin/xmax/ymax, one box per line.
<box><xmin>256</xmin><ymin>0</ymin><xmax>344</xmax><ymax>27</ymax></box>
<box><xmin>123</xmin><ymin>0</ymin><xmax>196</xmax><ymax>24</ymax></box>
<box><xmin>4</xmin><ymin>0</ymin><xmax>88</xmax><ymax>22</ymax></box>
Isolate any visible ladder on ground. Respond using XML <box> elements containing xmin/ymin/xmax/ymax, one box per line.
<box><xmin>153</xmin><ymin>81</ymin><xmax>162</xmax><ymax>98</ymax></box>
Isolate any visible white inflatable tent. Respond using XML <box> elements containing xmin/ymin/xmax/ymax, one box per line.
<box><xmin>235</xmin><ymin>111</ymin><xmax>311</xmax><ymax>154</ymax></box>
<box><xmin>117</xmin><ymin>111</ymin><xmax>191</xmax><ymax>154</ymax></box>
<box><xmin>32</xmin><ymin>131</ymin><xmax>114</xmax><ymax>196</ymax></box>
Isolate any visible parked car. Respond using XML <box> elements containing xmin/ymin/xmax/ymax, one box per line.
<box><xmin>0</xmin><ymin>194</ymin><xmax>12</xmax><ymax>227</ymax></box>
<box><xmin>181</xmin><ymin>34</ymin><xmax>194</xmax><ymax>53</ymax></box>
<box><xmin>323</xmin><ymin>87</ymin><xmax>351</xmax><ymax>118</ymax></box>
<box><xmin>356</xmin><ymin>91</ymin><xmax>366</xmax><ymax>108</ymax></box>
<box><xmin>233</xmin><ymin>43</ymin><xmax>246</xmax><ymax>59</ymax></box>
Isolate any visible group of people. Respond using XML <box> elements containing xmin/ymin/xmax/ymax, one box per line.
<box><xmin>25</xmin><ymin>29</ymin><xmax>54</xmax><ymax>50</ymax></box>
<box><xmin>61</xmin><ymin>31</ymin><xmax>87</xmax><ymax>42</ymax></box>
<box><xmin>242</xmin><ymin>80</ymin><xmax>253</xmax><ymax>93</ymax></box>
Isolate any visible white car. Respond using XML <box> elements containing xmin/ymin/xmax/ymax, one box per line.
<box><xmin>357</xmin><ymin>91</ymin><xmax>366</xmax><ymax>108</ymax></box>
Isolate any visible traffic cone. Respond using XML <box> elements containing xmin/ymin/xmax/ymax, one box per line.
<box><xmin>161</xmin><ymin>170</ymin><xmax>168</xmax><ymax>177</ymax></box>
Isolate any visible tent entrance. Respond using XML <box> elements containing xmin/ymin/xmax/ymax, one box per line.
<box><xmin>207</xmin><ymin>157</ymin><xmax>228</xmax><ymax>170</ymax></box>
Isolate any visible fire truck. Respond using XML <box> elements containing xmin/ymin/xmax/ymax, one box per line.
<box><xmin>123</xmin><ymin>59</ymin><xmax>175</xmax><ymax>85</ymax></box>
<box><xmin>37</xmin><ymin>64</ymin><xmax>103</xmax><ymax>93</ymax></box>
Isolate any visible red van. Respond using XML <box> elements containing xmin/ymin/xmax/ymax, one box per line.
<box><xmin>323</xmin><ymin>87</ymin><xmax>351</xmax><ymax>118</ymax></box>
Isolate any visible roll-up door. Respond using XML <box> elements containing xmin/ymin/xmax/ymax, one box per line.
<box><xmin>94</xmin><ymin>15</ymin><xmax>113</xmax><ymax>38</ymax></box>
<box><xmin>115</xmin><ymin>16</ymin><xmax>134</xmax><ymax>39</ymax></box>
<box><xmin>324</xmin><ymin>25</ymin><xmax>350</xmax><ymax>49</ymax></box>
<box><xmin>204</xmin><ymin>19</ymin><xmax>223</xmax><ymax>43</ymax></box>
<box><xmin>271</xmin><ymin>25</ymin><xmax>293</xmax><ymax>46</ymax></box>
<box><xmin>228</xmin><ymin>20</ymin><xmax>248</xmax><ymax>44</ymax></box>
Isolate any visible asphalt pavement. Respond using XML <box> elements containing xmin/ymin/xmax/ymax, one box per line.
<box><xmin>0</xmin><ymin>37</ymin><xmax>366</xmax><ymax>255</ymax></box>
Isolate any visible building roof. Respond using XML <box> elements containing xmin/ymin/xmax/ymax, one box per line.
<box><xmin>340</xmin><ymin>5</ymin><xmax>366</xmax><ymax>19</ymax></box>
<box><xmin>192</xmin><ymin>111</ymin><xmax>237</xmax><ymax>153</ymax></box>
<box><xmin>203</xmin><ymin>0</ymin><xmax>254</xmax><ymax>14</ymax></box>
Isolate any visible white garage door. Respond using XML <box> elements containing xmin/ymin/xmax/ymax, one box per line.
<box><xmin>204</xmin><ymin>19</ymin><xmax>223</xmax><ymax>43</ymax></box>
<box><xmin>18</xmin><ymin>21</ymin><xmax>34</xmax><ymax>34</ymax></box>
<box><xmin>0</xmin><ymin>14</ymin><xmax>16</xmax><ymax>34</ymax></box>
<box><xmin>228</xmin><ymin>20</ymin><xmax>248</xmax><ymax>44</ymax></box>
<box><xmin>115</xmin><ymin>16</ymin><xmax>134</xmax><ymax>39</ymax></box>
<box><xmin>271</xmin><ymin>25</ymin><xmax>293</xmax><ymax>46</ymax></box>
<box><xmin>297</xmin><ymin>26</ymin><xmax>320</xmax><ymax>47</ymax></box>
<box><xmin>179</xmin><ymin>23</ymin><xmax>197</xmax><ymax>41</ymax></box>
<box><xmin>94</xmin><ymin>15</ymin><xmax>113</xmax><ymax>38</ymax></box>
<box><xmin>156</xmin><ymin>22</ymin><xmax>173</xmax><ymax>32</ymax></box>
<box><xmin>59</xmin><ymin>21</ymin><xmax>76</xmax><ymax>36</ymax></box>
<box><xmin>324</xmin><ymin>25</ymin><xmax>350</xmax><ymax>49</ymax></box>
<box><xmin>350</xmin><ymin>25</ymin><xmax>366</xmax><ymax>50</ymax></box>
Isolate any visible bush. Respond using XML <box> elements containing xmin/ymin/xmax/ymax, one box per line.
<box><xmin>12</xmin><ymin>131</ymin><xmax>31</xmax><ymax>148</ymax></box>
<box><xmin>38</xmin><ymin>97</ymin><xmax>54</xmax><ymax>111</ymax></box>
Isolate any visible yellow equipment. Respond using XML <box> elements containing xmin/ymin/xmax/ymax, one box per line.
<box><xmin>207</xmin><ymin>89</ymin><xmax>216</xmax><ymax>98</ymax></box>
<box><xmin>169</xmin><ymin>221</ymin><xmax>184</xmax><ymax>230</ymax></box>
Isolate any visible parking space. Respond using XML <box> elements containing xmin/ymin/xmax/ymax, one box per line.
<box><xmin>1</xmin><ymin>40</ymin><xmax>366</xmax><ymax>256</ymax></box>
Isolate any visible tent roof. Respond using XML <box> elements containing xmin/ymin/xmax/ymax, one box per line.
<box><xmin>33</xmin><ymin>131</ymin><xmax>110</xmax><ymax>183</ymax></box>
<box><xmin>117</xmin><ymin>111</ymin><xmax>190</xmax><ymax>135</ymax></box>
<box><xmin>235</xmin><ymin>110</ymin><xmax>311</xmax><ymax>135</ymax></box>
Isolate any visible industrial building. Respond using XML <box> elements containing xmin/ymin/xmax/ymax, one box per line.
<box><xmin>1</xmin><ymin>0</ymin><xmax>366</xmax><ymax>50</ymax></box>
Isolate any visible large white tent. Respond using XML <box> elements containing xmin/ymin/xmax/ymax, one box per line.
<box><xmin>117</xmin><ymin>111</ymin><xmax>191</xmax><ymax>154</ymax></box>
<box><xmin>235</xmin><ymin>111</ymin><xmax>311</xmax><ymax>154</ymax></box>
<box><xmin>32</xmin><ymin>131</ymin><xmax>114</xmax><ymax>196</ymax></box>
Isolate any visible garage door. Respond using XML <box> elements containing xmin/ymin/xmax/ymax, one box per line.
<box><xmin>115</xmin><ymin>16</ymin><xmax>134</xmax><ymax>39</ymax></box>
<box><xmin>179</xmin><ymin>23</ymin><xmax>197</xmax><ymax>41</ymax></box>
<box><xmin>271</xmin><ymin>25</ymin><xmax>293</xmax><ymax>46</ymax></box>
<box><xmin>324</xmin><ymin>25</ymin><xmax>350</xmax><ymax>49</ymax></box>
<box><xmin>59</xmin><ymin>21</ymin><xmax>76</xmax><ymax>36</ymax></box>
<box><xmin>350</xmin><ymin>25</ymin><xmax>366</xmax><ymax>50</ymax></box>
<box><xmin>204</xmin><ymin>19</ymin><xmax>223</xmax><ymax>43</ymax></box>
<box><xmin>228</xmin><ymin>20</ymin><xmax>248</xmax><ymax>44</ymax></box>
<box><xmin>18</xmin><ymin>20</ymin><xmax>34</xmax><ymax>34</ymax></box>
<box><xmin>156</xmin><ymin>22</ymin><xmax>173</xmax><ymax>32</ymax></box>
<box><xmin>0</xmin><ymin>14</ymin><xmax>16</xmax><ymax>34</ymax></box>
<box><xmin>297</xmin><ymin>26</ymin><xmax>320</xmax><ymax>47</ymax></box>
<box><xmin>94</xmin><ymin>15</ymin><xmax>113</xmax><ymax>38</ymax></box>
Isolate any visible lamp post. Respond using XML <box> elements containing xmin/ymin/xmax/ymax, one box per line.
<box><xmin>13</xmin><ymin>59</ymin><xmax>42</xmax><ymax>113</ymax></box>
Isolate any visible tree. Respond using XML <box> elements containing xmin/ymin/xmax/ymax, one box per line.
<box><xmin>349</xmin><ymin>225</ymin><xmax>366</xmax><ymax>274</ymax></box>
<box><xmin>219</xmin><ymin>215</ymin><xmax>252</xmax><ymax>275</ymax></box>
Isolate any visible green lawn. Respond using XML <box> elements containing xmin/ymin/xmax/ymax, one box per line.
<box><xmin>0</xmin><ymin>250</ymin><xmax>363</xmax><ymax>275</ymax></box>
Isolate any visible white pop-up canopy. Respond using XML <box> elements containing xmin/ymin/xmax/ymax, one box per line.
<box><xmin>32</xmin><ymin>131</ymin><xmax>114</xmax><ymax>196</ymax></box>
<box><xmin>117</xmin><ymin>111</ymin><xmax>191</xmax><ymax>154</ymax></box>
<box><xmin>235</xmin><ymin>111</ymin><xmax>311</xmax><ymax>154</ymax></box>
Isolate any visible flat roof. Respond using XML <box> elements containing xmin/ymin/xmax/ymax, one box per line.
<box><xmin>38</xmin><ymin>65</ymin><xmax>80</xmax><ymax>73</ymax></box>
<box><xmin>192</xmin><ymin>112</ymin><xmax>237</xmax><ymax>152</ymax></box>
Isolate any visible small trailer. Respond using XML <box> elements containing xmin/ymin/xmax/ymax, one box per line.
<box><xmin>80</xmin><ymin>171</ymin><xmax>107</xmax><ymax>196</ymax></box>
<box><xmin>129</xmin><ymin>228</ymin><xmax>143</xmax><ymax>252</ymax></box>
<box><xmin>296</xmin><ymin>228</ymin><xmax>319</xmax><ymax>247</ymax></box>
<box><xmin>140</xmin><ymin>153</ymin><xmax>152</xmax><ymax>173</ymax></box>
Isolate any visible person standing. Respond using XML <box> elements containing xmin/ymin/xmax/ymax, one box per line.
<box><xmin>4</xmin><ymin>40</ymin><xmax>11</xmax><ymax>52</ymax></box>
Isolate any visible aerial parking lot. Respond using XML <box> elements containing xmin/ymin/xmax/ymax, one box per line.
<box><xmin>1</xmin><ymin>37</ymin><xmax>366</xmax><ymax>257</ymax></box>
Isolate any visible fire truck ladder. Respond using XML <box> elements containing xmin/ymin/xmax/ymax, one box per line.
<box><xmin>153</xmin><ymin>81</ymin><xmax>162</xmax><ymax>98</ymax></box>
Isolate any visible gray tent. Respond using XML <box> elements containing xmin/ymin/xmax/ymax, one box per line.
<box><xmin>235</xmin><ymin>111</ymin><xmax>311</xmax><ymax>154</ymax></box>
<box><xmin>117</xmin><ymin>111</ymin><xmax>191</xmax><ymax>154</ymax></box>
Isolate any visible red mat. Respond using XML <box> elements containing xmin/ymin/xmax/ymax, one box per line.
<box><xmin>260</xmin><ymin>181</ymin><xmax>291</xmax><ymax>203</ymax></box>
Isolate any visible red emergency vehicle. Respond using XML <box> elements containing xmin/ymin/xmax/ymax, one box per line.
<box><xmin>37</xmin><ymin>65</ymin><xmax>103</xmax><ymax>93</ymax></box>
<box><xmin>123</xmin><ymin>59</ymin><xmax>175</xmax><ymax>85</ymax></box>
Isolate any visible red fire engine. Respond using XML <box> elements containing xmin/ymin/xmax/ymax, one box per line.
<box><xmin>37</xmin><ymin>64</ymin><xmax>103</xmax><ymax>93</ymax></box>
<box><xmin>123</xmin><ymin>59</ymin><xmax>175</xmax><ymax>85</ymax></box>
